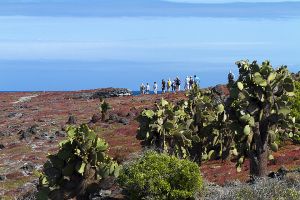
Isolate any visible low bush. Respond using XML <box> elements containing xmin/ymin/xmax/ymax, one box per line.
<box><xmin>203</xmin><ymin>177</ymin><xmax>300</xmax><ymax>200</ymax></box>
<box><xmin>118</xmin><ymin>151</ymin><xmax>203</xmax><ymax>200</ymax></box>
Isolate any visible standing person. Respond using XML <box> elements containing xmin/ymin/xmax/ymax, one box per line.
<box><xmin>228</xmin><ymin>70</ymin><xmax>235</xmax><ymax>85</ymax></box>
<box><xmin>153</xmin><ymin>82</ymin><xmax>158</xmax><ymax>95</ymax></box>
<box><xmin>146</xmin><ymin>83</ymin><xmax>150</xmax><ymax>94</ymax></box>
<box><xmin>140</xmin><ymin>83</ymin><xmax>145</xmax><ymax>95</ymax></box>
<box><xmin>175</xmin><ymin>77</ymin><xmax>181</xmax><ymax>92</ymax></box>
<box><xmin>185</xmin><ymin>76</ymin><xmax>190</xmax><ymax>91</ymax></box>
<box><xmin>194</xmin><ymin>75</ymin><xmax>200</xmax><ymax>87</ymax></box>
<box><xmin>172</xmin><ymin>80</ymin><xmax>176</xmax><ymax>93</ymax></box>
<box><xmin>189</xmin><ymin>76</ymin><xmax>194</xmax><ymax>88</ymax></box>
<box><xmin>161</xmin><ymin>79</ymin><xmax>166</xmax><ymax>93</ymax></box>
<box><xmin>167</xmin><ymin>78</ymin><xmax>172</xmax><ymax>92</ymax></box>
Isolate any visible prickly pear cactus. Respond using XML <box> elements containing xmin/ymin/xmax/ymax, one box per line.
<box><xmin>37</xmin><ymin>124</ymin><xmax>121</xmax><ymax>199</ymax></box>
<box><xmin>137</xmin><ymin>98</ymin><xmax>198</xmax><ymax>159</ymax></box>
<box><xmin>137</xmin><ymin>86</ymin><xmax>234</xmax><ymax>163</ymax></box>
<box><xmin>228</xmin><ymin>60</ymin><xmax>297</xmax><ymax>176</ymax></box>
<box><xmin>187</xmin><ymin>85</ymin><xmax>233</xmax><ymax>162</ymax></box>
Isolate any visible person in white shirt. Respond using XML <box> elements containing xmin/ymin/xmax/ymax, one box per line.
<box><xmin>153</xmin><ymin>82</ymin><xmax>158</xmax><ymax>94</ymax></box>
<box><xmin>146</xmin><ymin>83</ymin><xmax>150</xmax><ymax>94</ymax></box>
<box><xmin>185</xmin><ymin>76</ymin><xmax>190</xmax><ymax>90</ymax></box>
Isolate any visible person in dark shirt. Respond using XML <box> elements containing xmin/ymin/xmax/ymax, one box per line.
<box><xmin>162</xmin><ymin>79</ymin><xmax>166</xmax><ymax>93</ymax></box>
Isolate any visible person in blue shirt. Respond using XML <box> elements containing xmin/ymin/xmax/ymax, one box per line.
<box><xmin>194</xmin><ymin>75</ymin><xmax>200</xmax><ymax>87</ymax></box>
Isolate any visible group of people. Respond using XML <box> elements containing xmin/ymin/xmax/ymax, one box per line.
<box><xmin>140</xmin><ymin>75</ymin><xmax>200</xmax><ymax>95</ymax></box>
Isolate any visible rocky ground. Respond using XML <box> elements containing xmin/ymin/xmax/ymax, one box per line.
<box><xmin>0</xmin><ymin>87</ymin><xmax>299</xmax><ymax>199</ymax></box>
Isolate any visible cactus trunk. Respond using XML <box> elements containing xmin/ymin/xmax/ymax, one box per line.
<box><xmin>249</xmin><ymin>123</ymin><xmax>269</xmax><ymax>177</ymax></box>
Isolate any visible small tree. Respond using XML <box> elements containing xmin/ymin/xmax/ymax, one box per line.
<box><xmin>99</xmin><ymin>98</ymin><xmax>111</xmax><ymax>121</ymax></box>
<box><xmin>227</xmin><ymin>60</ymin><xmax>297</xmax><ymax>177</ymax></box>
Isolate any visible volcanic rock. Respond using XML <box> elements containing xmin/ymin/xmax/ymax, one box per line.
<box><xmin>19</xmin><ymin>130</ymin><xmax>32</xmax><ymax>140</ymax></box>
<box><xmin>109</xmin><ymin>114</ymin><xmax>119</xmax><ymax>122</ymax></box>
<box><xmin>73</xmin><ymin>88</ymin><xmax>132</xmax><ymax>100</ymax></box>
<box><xmin>27</xmin><ymin>125</ymin><xmax>39</xmax><ymax>135</ymax></box>
<box><xmin>67</xmin><ymin>115</ymin><xmax>77</xmax><ymax>125</ymax></box>
<box><xmin>268</xmin><ymin>166</ymin><xmax>289</xmax><ymax>179</ymax></box>
<box><xmin>20</xmin><ymin>163</ymin><xmax>35</xmax><ymax>173</ymax></box>
<box><xmin>0</xmin><ymin>175</ymin><xmax>6</xmax><ymax>181</ymax></box>
<box><xmin>91</xmin><ymin>113</ymin><xmax>102</xmax><ymax>123</ymax></box>
<box><xmin>119</xmin><ymin>117</ymin><xmax>129</xmax><ymax>125</ymax></box>
<box><xmin>8</xmin><ymin>112</ymin><xmax>23</xmax><ymax>119</ymax></box>
<box><xmin>55</xmin><ymin>130</ymin><xmax>67</xmax><ymax>137</ymax></box>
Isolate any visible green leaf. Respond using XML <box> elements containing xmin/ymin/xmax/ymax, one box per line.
<box><xmin>59</xmin><ymin>140</ymin><xmax>68</xmax><ymax>147</ymax></box>
<box><xmin>97</xmin><ymin>152</ymin><xmax>105</xmax><ymax>162</ymax></box>
<box><xmin>161</xmin><ymin>99</ymin><xmax>169</xmax><ymax>107</ymax></box>
<box><xmin>75</xmin><ymin>161</ymin><xmax>86</xmax><ymax>175</ymax></box>
<box><xmin>113</xmin><ymin>165</ymin><xmax>121</xmax><ymax>177</ymax></box>
<box><xmin>217</xmin><ymin>104</ymin><xmax>225</xmax><ymax>113</ymax></box>
<box><xmin>96</xmin><ymin>138</ymin><xmax>108</xmax><ymax>151</ymax></box>
<box><xmin>164</xmin><ymin>120</ymin><xmax>174</xmax><ymax>130</ymax></box>
<box><xmin>143</xmin><ymin>110</ymin><xmax>155</xmax><ymax>118</ymax></box>
<box><xmin>238</xmin><ymin>156</ymin><xmax>244</xmax><ymax>164</ymax></box>
<box><xmin>109</xmin><ymin>163</ymin><xmax>116</xmax><ymax>175</ymax></box>
<box><xmin>270</xmin><ymin>142</ymin><xmax>278</xmax><ymax>152</ymax></box>
<box><xmin>192</xmin><ymin>135</ymin><xmax>201</xmax><ymax>143</ymax></box>
<box><xmin>267</xmin><ymin>72</ymin><xmax>276</xmax><ymax>82</ymax></box>
<box><xmin>67</xmin><ymin>126</ymin><xmax>76</xmax><ymax>138</ymax></box>
<box><xmin>243</xmin><ymin>125</ymin><xmax>251</xmax><ymax>136</ymax></box>
<box><xmin>208</xmin><ymin>150</ymin><xmax>215</xmax><ymax>160</ymax></box>
<box><xmin>253</xmin><ymin>72</ymin><xmax>267</xmax><ymax>87</ymax></box>
<box><xmin>232</xmin><ymin>148</ymin><xmax>238</xmax><ymax>156</ymax></box>
<box><xmin>41</xmin><ymin>176</ymin><xmax>49</xmax><ymax>185</ymax></box>
<box><xmin>278</xmin><ymin>107</ymin><xmax>291</xmax><ymax>116</ymax></box>
<box><xmin>237</xmin><ymin>82</ymin><xmax>244</xmax><ymax>91</ymax></box>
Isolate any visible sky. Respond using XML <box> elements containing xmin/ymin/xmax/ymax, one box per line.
<box><xmin>0</xmin><ymin>0</ymin><xmax>299</xmax><ymax>91</ymax></box>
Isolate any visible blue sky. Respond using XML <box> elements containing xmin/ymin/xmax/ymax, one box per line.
<box><xmin>0</xmin><ymin>0</ymin><xmax>299</xmax><ymax>91</ymax></box>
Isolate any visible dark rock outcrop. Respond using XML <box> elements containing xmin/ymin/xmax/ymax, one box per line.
<box><xmin>119</xmin><ymin>117</ymin><xmax>129</xmax><ymax>125</ymax></box>
<box><xmin>91</xmin><ymin>113</ymin><xmax>102</xmax><ymax>123</ymax></box>
<box><xmin>268</xmin><ymin>166</ymin><xmax>289</xmax><ymax>179</ymax></box>
<box><xmin>67</xmin><ymin>115</ymin><xmax>77</xmax><ymax>125</ymax></box>
<box><xmin>0</xmin><ymin>144</ymin><xmax>4</xmax><ymax>149</ymax></box>
<box><xmin>19</xmin><ymin>125</ymin><xmax>41</xmax><ymax>140</ymax></box>
<box><xmin>20</xmin><ymin>163</ymin><xmax>35</xmax><ymax>173</ymax></box>
<box><xmin>7</xmin><ymin>112</ymin><xmax>23</xmax><ymax>119</ymax></box>
<box><xmin>0</xmin><ymin>131</ymin><xmax>6</xmax><ymax>137</ymax></box>
<box><xmin>0</xmin><ymin>175</ymin><xmax>6</xmax><ymax>181</ymax></box>
<box><xmin>73</xmin><ymin>88</ymin><xmax>132</xmax><ymax>100</ymax></box>
<box><xmin>19</xmin><ymin>130</ymin><xmax>32</xmax><ymax>140</ymax></box>
<box><xmin>55</xmin><ymin>130</ymin><xmax>67</xmax><ymax>137</ymax></box>
<box><xmin>108</xmin><ymin>114</ymin><xmax>129</xmax><ymax>125</ymax></box>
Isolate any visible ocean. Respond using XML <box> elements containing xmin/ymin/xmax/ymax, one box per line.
<box><xmin>0</xmin><ymin>1</ymin><xmax>299</xmax><ymax>91</ymax></box>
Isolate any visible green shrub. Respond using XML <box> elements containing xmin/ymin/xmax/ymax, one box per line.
<box><xmin>204</xmin><ymin>178</ymin><xmax>300</xmax><ymax>200</ymax></box>
<box><xmin>118</xmin><ymin>151</ymin><xmax>203</xmax><ymax>200</ymax></box>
